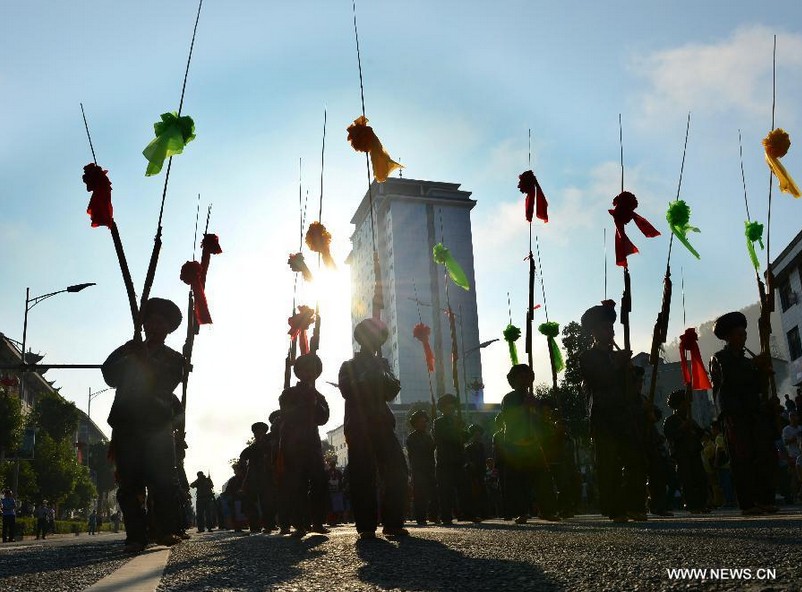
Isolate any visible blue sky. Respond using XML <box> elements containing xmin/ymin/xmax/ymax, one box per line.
<box><xmin>2</xmin><ymin>1</ymin><xmax>802</xmax><ymax>486</ymax></box>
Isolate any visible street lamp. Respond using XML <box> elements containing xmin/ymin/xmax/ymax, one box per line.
<box><xmin>88</xmin><ymin>386</ymin><xmax>113</xmax><ymax>420</ymax></box>
<box><xmin>13</xmin><ymin>282</ymin><xmax>96</xmax><ymax>494</ymax></box>
<box><xmin>21</xmin><ymin>283</ymin><xmax>96</xmax><ymax>364</ymax></box>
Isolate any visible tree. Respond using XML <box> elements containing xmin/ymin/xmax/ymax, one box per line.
<box><xmin>62</xmin><ymin>467</ymin><xmax>96</xmax><ymax>514</ymax></box>
<box><xmin>31</xmin><ymin>390</ymin><xmax>80</xmax><ymax>442</ymax></box>
<box><xmin>87</xmin><ymin>441</ymin><xmax>115</xmax><ymax>507</ymax></box>
<box><xmin>30</xmin><ymin>432</ymin><xmax>80</xmax><ymax>507</ymax></box>
<box><xmin>0</xmin><ymin>391</ymin><xmax>23</xmax><ymax>460</ymax></box>
<box><xmin>558</xmin><ymin>320</ymin><xmax>594</xmax><ymax>441</ymax></box>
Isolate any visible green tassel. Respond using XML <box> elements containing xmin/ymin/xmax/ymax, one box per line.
<box><xmin>666</xmin><ymin>200</ymin><xmax>701</xmax><ymax>259</ymax></box>
<box><xmin>143</xmin><ymin>112</ymin><xmax>196</xmax><ymax>176</ymax></box>
<box><xmin>538</xmin><ymin>322</ymin><xmax>565</xmax><ymax>373</ymax></box>
<box><xmin>745</xmin><ymin>220</ymin><xmax>764</xmax><ymax>270</ymax></box>
<box><xmin>433</xmin><ymin>243</ymin><xmax>470</xmax><ymax>290</ymax></box>
<box><xmin>503</xmin><ymin>324</ymin><xmax>521</xmax><ymax>365</ymax></box>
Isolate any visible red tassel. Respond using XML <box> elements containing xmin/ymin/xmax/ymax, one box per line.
<box><xmin>518</xmin><ymin>170</ymin><xmax>549</xmax><ymax>223</ymax></box>
<box><xmin>82</xmin><ymin>163</ymin><xmax>114</xmax><ymax>228</ymax></box>
<box><xmin>413</xmin><ymin>323</ymin><xmax>435</xmax><ymax>372</ymax></box>
<box><xmin>288</xmin><ymin>253</ymin><xmax>314</xmax><ymax>282</ymax></box>
<box><xmin>288</xmin><ymin>305</ymin><xmax>316</xmax><ymax>355</ymax></box>
<box><xmin>200</xmin><ymin>233</ymin><xmax>222</xmax><ymax>287</ymax></box>
<box><xmin>305</xmin><ymin>222</ymin><xmax>337</xmax><ymax>269</ymax></box>
<box><xmin>608</xmin><ymin>191</ymin><xmax>660</xmax><ymax>267</ymax></box>
<box><xmin>180</xmin><ymin>261</ymin><xmax>212</xmax><ymax>324</ymax></box>
<box><xmin>679</xmin><ymin>328</ymin><xmax>712</xmax><ymax>390</ymax></box>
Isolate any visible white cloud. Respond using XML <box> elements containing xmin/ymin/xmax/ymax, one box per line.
<box><xmin>633</xmin><ymin>26</ymin><xmax>802</xmax><ymax>123</ymax></box>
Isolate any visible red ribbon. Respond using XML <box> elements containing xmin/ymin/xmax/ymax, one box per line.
<box><xmin>608</xmin><ymin>191</ymin><xmax>660</xmax><ymax>267</ymax></box>
<box><xmin>82</xmin><ymin>163</ymin><xmax>114</xmax><ymax>228</ymax></box>
<box><xmin>180</xmin><ymin>261</ymin><xmax>212</xmax><ymax>325</ymax></box>
<box><xmin>518</xmin><ymin>170</ymin><xmax>548</xmax><ymax>223</ymax></box>
<box><xmin>288</xmin><ymin>305</ymin><xmax>316</xmax><ymax>355</ymax></box>
<box><xmin>679</xmin><ymin>328</ymin><xmax>712</xmax><ymax>390</ymax></box>
<box><xmin>413</xmin><ymin>323</ymin><xmax>435</xmax><ymax>372</ymax></box>
<box><xmin>200</xmin><ymin>233</ymin><xmax>222</xmax><ymax>287</ymax></box>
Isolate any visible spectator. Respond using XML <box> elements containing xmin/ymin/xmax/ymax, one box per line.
<box><xmin>111</xmin><ymin>512</ymin><xmax>121</xmax><ymax>533</ymax></box>
<box><xmin>1</xmin><ymin>489</ymin><xmax>17</xmax><ymax>543</ymax></box>
<box><xmin>88</xmin><ymin>510</ymin><xmax>97</xmax><ymax>535</ymax></box>
<box><xmin>326</xmin><ymin>459</ymin><xmax>345</xmax><ymax>526</ymax></box>
<box><xmin>34</xmin><ymin>503</ymin><xmax>49</xmax><ymax>540</ymax></box>
<box><xmin>785</xmin><ymin>395</ymin><xmax>797</xmax><ymax>414</ymax></box>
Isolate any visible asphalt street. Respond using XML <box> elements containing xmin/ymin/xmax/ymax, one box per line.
<box><xmin>0</xmin><ymin>510</ymin><xmax>799</xmax><ymax>591</ymax></box>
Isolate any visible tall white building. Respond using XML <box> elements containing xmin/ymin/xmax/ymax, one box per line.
<box><xmin>347</xmin><ymin>178</ymin><xmax>483</xmax><ymax>406</ymax></box>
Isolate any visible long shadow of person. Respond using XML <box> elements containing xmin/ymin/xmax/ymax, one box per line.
<box><xmin>356</xmin><ymin>535</ymin><xmax>563</xmax><ymax>591</ymax></box>
<box><xmin>158</xmin><ymin>532</ymin><xmax>328</xmax><ymax>591</ymax></box>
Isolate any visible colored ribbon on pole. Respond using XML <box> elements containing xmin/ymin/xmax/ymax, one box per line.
<box><xmin>143</xmin><ymin>112</ymin><xmax>196</xmax><ymax>176</ymax></box>
<box><xmin>745</xmin><ymin>220</ymin><xmax>765</xmax><ymax>271</ymax></box>
<box><xmin>288</xmin><ymin>305</ymin><xmax>316</xmax><ymax>355</ymax></box>
<box><xmin>518</xmin><ymin>170</ymin><xmax>548</xmax><ymax>223</ymax></box>
<box><xmin>503</xmin><ymin>323</ymin><xmax>521</xmax><ymax>365</ymax></box>
<box><xmin>433</xmin><ymin>243</ymin><xmax>470</xmax><ymax>291</ymax></box>
<box><xmin>679</xmin><ymin>328</ymin><xmax>712</xmax><ymax>390</ymax></box>
<box><xmin>538</xmin><ymin>321</ymin><xmax>564</xmax><ymax>373</ymax></box>
<box><xmin>666</xmin><ymin>200</ymin><xmax>701</xmax><ymax>260</ymax></box>
<box><xmin>180</xmin><ymin>261</ymin><xmax>212</xmax><ymax>325</ymax></box>
<box><xmin>609</xmin><ymin>191</ymin><xmax>661</xmax><ymax>267</ymax></box>
<box><xmin>763</xmin><ymin>128</ymin><xmax>800</xmax><ymax>197</ymax></box>
<box><xmin>413</xmin><ymin>323</ymin><xmax>435</xmax><ymax>372</ymax></box>
<box><xmin>346</xmin><ymin>115</ymin><xmax>403</xmax><ymax>182</ymax></box>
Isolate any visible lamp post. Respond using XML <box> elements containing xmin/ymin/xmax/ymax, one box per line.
<box><xmin>13</xmin><ymin>282</ymin><xmax>96</xmax><ymax>495</ymax></box>
<box><xmin>88</xmin><ymin>386</ymin><xmax>113</xmax><ymax>420</ymax></box>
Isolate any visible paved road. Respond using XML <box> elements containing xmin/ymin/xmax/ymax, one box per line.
<box><xmin>1</xmin><ymin>510</ymin><xmax>799</xmax><ymax>591</ymax></box>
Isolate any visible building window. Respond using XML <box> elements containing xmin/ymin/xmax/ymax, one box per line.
<box><xmin>779</xmin><ymin>279</ymin><xmax>795</xmax><ymax>312</ymax></box>
<box><xmin>787</xmin><ymin>326</ymin><xmax>802</xmax><ymax>361</ymax></box>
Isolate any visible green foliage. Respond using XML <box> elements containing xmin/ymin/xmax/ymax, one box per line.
<box><xmin>30</xmin><ymin>432</ymin><xmax>80</xmax><ymax>506</ymax></box>
<box><xmin>87</xmin><ymin>441</ymin><xmax>115</xmax><ymax>495</ymax></box>
<box><xmin>558</xmin><ymin>320</ymin><xmax>594</xmax><ymax>441</ymax></box>
<box><xmin>560</xmin><ymin>321</ymin><xmax>594</xmax><ymax>392</ymax></box>
<box><xmin>0</xmin><ymin>392</ymin><xmax>24</xmax><ymax>455</ymax></box>
<box><xmin>31</xmin><ymin>390</ymin><xmax>80</xmax><ymax>442</ymax></box>
<box><xmin>62</xmin><ymin>467</ymin><xmax>96</xmax><ymax>513</ymax></box>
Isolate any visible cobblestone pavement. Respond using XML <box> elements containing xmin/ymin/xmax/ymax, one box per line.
<box><xmin>1</xmin><ymin>510</ymin><xmax>799</xmax><ymax>591</ymax></box>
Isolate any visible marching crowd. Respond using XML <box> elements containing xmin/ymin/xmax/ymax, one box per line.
<box><xmin>7</xmin><ymin>295</ymin><xmax>786</xmax><ymax>553</ymax></box>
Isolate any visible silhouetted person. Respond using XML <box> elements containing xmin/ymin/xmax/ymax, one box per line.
<box><xmin>102</xmin><ymin>297</ymin><xmax>185</xmax><ymax>553</ymax></box>
<box><xmin>406</xmin><ymin>410</ymin><xmax>438</xmax><ymax>525</ymax></box>
<box><xmin>579</xmin><ymin>301</ymin><xmax>646</xmax><ymax>522</ymax></box>
<box><xmin>240</xmin><ymin>422</ymin><xmax>274</xmax><ymax>533</ymax></box>
<box><xmin>709</xmin><ymin>311</ymin><xmax>777</xmax><ymax>515</ymax></box>
<box><xmin>500</xmin><ymin>364</ymin><xmax>558</xmax><ymax>523</ymax></box>
<box><xmin>338</xmin><ymin>318</ymin><xmax>409</xmax><ymax>539</ymax></box>
<box><xmin>663</xmin><ymin>390</ymin><xmax>708</xmax><ymax>512</ymax></box>
<box><xmin>434</xmin><ymin>393</ymin><xmax>468</xmax><ymax>524</ymax></box>
<box><xmin>279</xmin><ymin>353</ymin><xmax>330</xmax><ymax>537</ymax></box>
<box><xmin>190</xmin><ymin>471</ymin><xmax>215</xmax><ymax>532</ymax></box>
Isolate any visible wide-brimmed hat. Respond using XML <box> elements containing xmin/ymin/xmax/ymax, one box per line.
<box><xmin>437</xmin><ymin>393</ymin><xmax>458</xmax><ymax>411</ymax></box>
<box><xmin>294</xmin><ymin>353</ymin><xmax>323</xmax><ymax>378</ymax></box>
<box><xmin>251</xmin><ymin>421</ymin><xmax>269</xmax><ymax>434</ymax></box>
<box><xmin>354</xmin><ymin>318</ymin><xmax>389</xmax><ymax>348</ymax></box>
<box><xmin>506</xmin><ymin>364</ymin><xmax>534</xmax><ymax>383</ymax></box>
<box><xmin>142</xmin><ymin>297</ymin><xmax>182</xmax><ymax>333</ymax></box>
<box><xmin>667</xmin><ymin>389</ymin><xmax>688</xmax><ymax>409</ymax></box>
<box><xmin>468</xmin><ymin>424</ymin><xmax>484</xmax><ymax>436</ymax></box>
<box><xmin>409</xmin><ymin>409</ymin><xmax>429</xmax><ymax>425</ymax></box>
<box><xmin>713</xmin><ymin>311</ymin><xmax>747</xmax><ymax>340</ymax></box>
<box><xmin>581</xmin><ymin>301</ymin><xmax>617</xmax><ymax>331</ymax></box>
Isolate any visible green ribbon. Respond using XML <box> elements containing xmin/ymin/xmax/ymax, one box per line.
<box><xmin>143</xmin><ymin>112</ymin><xmax>196</xmax><ymax>176</ymax></box>
<box><xmin>745</xmin><ymin>220</ymin><xmax>765</xmax><ymax>270</ymax></box>
<box><xmin>666</xmin><ymin>200</ymin><xmax>701</xmax><ymax>259</ymax></box>
<box><xmin>503</xmin><ymin>324</ymin><xmax>521</xmax><ymax>365</ymax></box>
<box><xmin>433</xmin><ymin>243</ymin><xmax>470</xmax><ymax>290</ymax></box>
<box><xmin>538</xmin><ymin>321</ymin><xmax>565</xmax><ymax>373</ymax></box>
